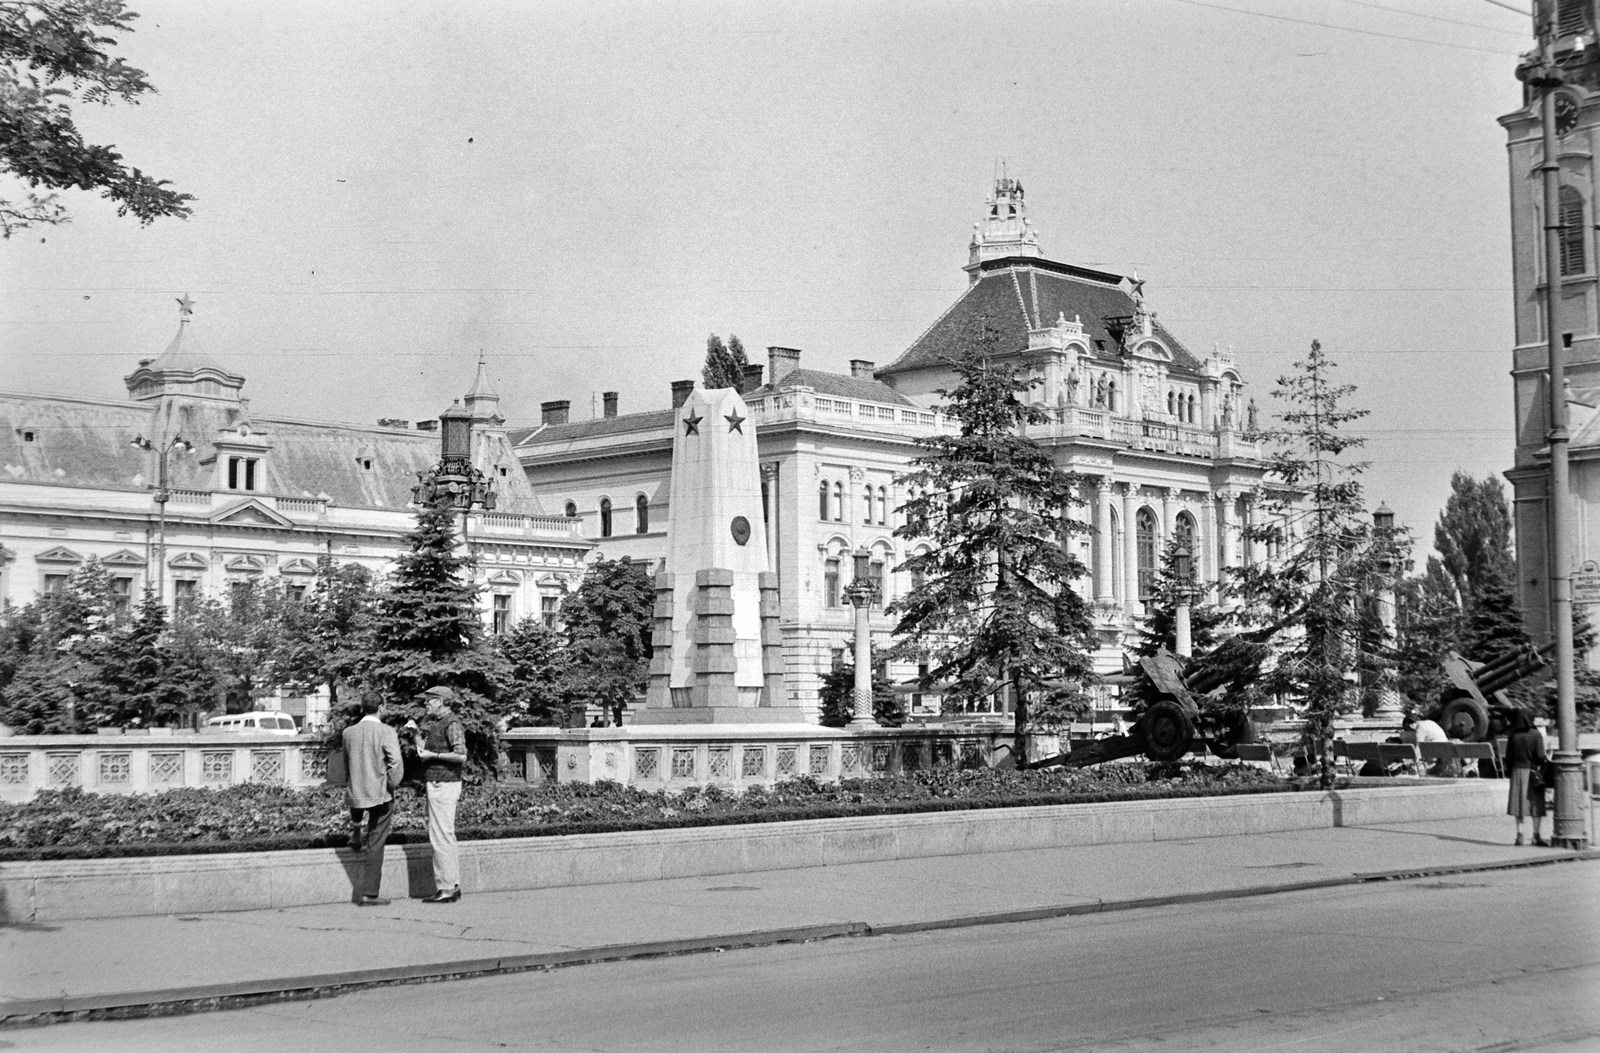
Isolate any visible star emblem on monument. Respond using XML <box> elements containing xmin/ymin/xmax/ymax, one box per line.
<box><xmin>176</xmin><ymin>294</ymin><xmax>195</xmax><ymax>318</ymax></box>
<box><xmin>683</xmin><ymin>411</ymin><xmax>702</xmax><ymax>435</ymax></box>
<box><xmin>725</xmin><ymin>411</ymin><xmax>745</xmax><ymax>434</ymax></box>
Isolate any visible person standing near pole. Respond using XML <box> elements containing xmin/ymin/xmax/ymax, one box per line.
<box><xmin>343</xmin><ymin>694</ymin><xmax>404</xmax><ymax>907</ymax></box>
<box><xmin>416</xmin><ymin>685</ymin><xmax>466</xmax><ymax>903</ymax></box>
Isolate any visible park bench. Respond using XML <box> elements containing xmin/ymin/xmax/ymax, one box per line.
<box><xmin>1418</xmin><ymin>740</ymin><xmax>1501</xmax><ymax>778</ymax></box>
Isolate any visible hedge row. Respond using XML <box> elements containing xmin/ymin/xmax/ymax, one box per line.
<box><xmin>0</xmin><ymin>762</ymin><xmax>1293</xmax><ymax>862</ymax></box>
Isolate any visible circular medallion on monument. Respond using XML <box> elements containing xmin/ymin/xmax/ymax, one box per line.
<box><xmin>730</xmin><ymin>515</ymin><xmax>751</xmax><ymax>546</ymax></box>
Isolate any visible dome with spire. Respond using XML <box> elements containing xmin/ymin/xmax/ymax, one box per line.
<box><xmin>124</xmin><ymin>295</ymin><xmax>246</xmax><ymax>403</ymax></box>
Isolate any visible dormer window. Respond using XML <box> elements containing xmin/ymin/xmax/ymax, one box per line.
<box><xmin>227</xmin><ymin>456</ymin><xmax>259</xmax><ymax>491</ymax></box>
<box><xmin>360</xmin><ymin>458</ymin><xmax>373</xmax><ymax>470</ymax></box>
<box><xmin>21</xmin><ymin>430</ymin><xmax>35</xmax><ymax>443</ymax></box>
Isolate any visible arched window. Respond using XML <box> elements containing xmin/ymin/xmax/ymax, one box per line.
<box><xmin>1174</xmin><ymin>511</ymin><xmax>1196</xmax><ymax>564</ymax></box>
<box><xmin>599</xmin><ymin>498</ymin><xmax>612</xmax><ymax>538</ymax></box>
<box><xmin>819</xmin><ymin>480</ymin><xmax>830</xmax><ymax>521</ymax></box>
<box><xmin>1187</xmin><ymin>393</ymin><xmax>1197</xmax><ymax>424</ymax></box>
<box><xmin>1136</xmin><ymin>507</ymin><xmax>1158</xmax><ymax>601</ymax></box>
<box><xmin>1561</xmin><ymin>187</ymin><xmax>1587</xmax><ymax>276</ymax></box>
<box><xmin>564</xmin><ymin>500</ymin><xmax>578</xmax><ymax>518</ymax></box>
<box><xmin>833</xmin><ymin>481</ymin><xmax>844</xmax><ymax>522</ymax></box>
<box><xmin>1167</xmin><ymin>391</ymin><xmax>1175</xmax><ymax>415</ymax></box>
<box><xmin>1107</xmin><ymin>380</ymin><xmax>1117</xmax><ymax>413</ymax></box>
<box><xmin>863</xmin><ymin>487</ymin><xmax>873</xmax><ymax>525</ymax></box>
<box><xmin>635</xmin><ymin>494</ymin><xmax>649</xmax><ymax>534</ymax></box>
<box><xmin>877</xmin><ymin>486</ymin><xmax>888</xmax><ymax>526</ymax></box>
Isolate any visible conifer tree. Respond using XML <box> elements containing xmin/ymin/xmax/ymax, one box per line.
<box><xmin>496</xmin><ymin>616</ymin><xmax>572</xmax><ymax>727</ymax></box>
<box><xmin>888</xmin><ymin>337</ymin><xmax>1096</xmax><ymax>759</ymax></box>
<box><xmin>1234</xmin><ymin>340</ymin><xmax>1379</xmax><ymax>787</ymax></box>
<box><xmin>1133</xmin><ymin>538</ymin><xmax>1224</xmax><ymax>660</ymax></box>
<box><xmin>700</xmin><ymin>333</ymin><xmax>750</xmax><ymax>390</ymax></box>
<box><xmin>817</xmin><ymin>663</ymin><xmax>904</xmax><ymax>728</ymax></box>
<box><xmin>560</xmin><ymin>556</ymin><xmax>654</xmax><ymax>726</ymax></box>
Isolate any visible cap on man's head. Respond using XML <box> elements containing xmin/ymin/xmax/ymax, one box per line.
<box><xmin>423</xmin><ymin>686</ymin><xmax>455</xmax><ymax>699</ymax></box>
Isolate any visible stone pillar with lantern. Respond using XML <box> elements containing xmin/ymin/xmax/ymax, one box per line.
<box><xmin>1370</xmin><ymin>503</ymin><xmax>1404</xmax><ymax>719</ymax></box>
<box><xmin>1172</xmin><ymin>543</ymin><xmax>1196</xmax><ymax>658</ymax></box>
<box><xmin>846</xmin><ymin>546</ymin><xmax>880</xmax><ymax>727</ymax></box>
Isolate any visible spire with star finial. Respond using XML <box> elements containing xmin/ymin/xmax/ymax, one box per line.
<box><xmin>125</xmin><ymin>293</ymin><xmax>244</xmax><ymax>402</ymax></box>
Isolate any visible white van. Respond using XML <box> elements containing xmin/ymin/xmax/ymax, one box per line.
<box><xmin>204</xmin><ymin>712</ymin><xmax>301</xmax><ymax>735</ymax></box>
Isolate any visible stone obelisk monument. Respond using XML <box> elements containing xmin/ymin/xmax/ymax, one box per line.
<box><xmin>640</xmin><ymin>385</ymin><xmax>798</xmax><ymax>722</ymax></box>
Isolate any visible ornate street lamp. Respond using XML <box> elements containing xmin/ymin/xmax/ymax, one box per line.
<box><xmin>131</xmin><ymin>433</ymin><xmax>193</xmax><ymax>602</ymax></box>
<box><xmin>1370</xmin><ymin>504</ymin><xmax>1403</xmax><ymax>719</ymax></box>
<box><xmin>412</xmin><ymin>399</ymin><xmax>497</xmax><ymax>523</ymax></box>
<box><xmin>1172</xmin><ymin>544</ymin><xmax>1195</xmax><ymax>658</ymax></box>
<box><xmin>845</xmin><ymin>547</ymin><xmax>880</xmax><ymax>728</ymax></box>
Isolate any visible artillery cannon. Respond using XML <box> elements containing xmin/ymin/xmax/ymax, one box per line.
<box><xmin>1031</xmin><ymin>636</ymin><xmax>1270</xmax><ymax>769</ymax></box>
<box><xmin>1431</xmin><ymin>643</ymin><xmax>1554</xmax><ymax>741</ymax></box>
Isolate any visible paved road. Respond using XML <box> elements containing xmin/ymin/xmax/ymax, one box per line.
<box><xmin>10</xmin><ymin>861</ymin><xmax>1598</xmax><ymax>1052</ymax></box>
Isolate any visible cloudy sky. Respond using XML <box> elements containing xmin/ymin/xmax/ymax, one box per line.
<box><xmin>2</xmin><ymin>0</ymin><xmax>1531</xmax><ymax>543</ymax></box>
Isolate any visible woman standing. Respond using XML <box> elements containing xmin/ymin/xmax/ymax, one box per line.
<box><xmin>1504</xmin><ymin>709</ymin><xmax>1548</xmax><ymax>846</ymax></box>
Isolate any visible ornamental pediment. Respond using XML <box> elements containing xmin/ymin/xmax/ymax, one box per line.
<box><xmin>101</xmin><ymin>549</ymin><xmax>148</xmax><ymax>567</ymax></box>
<box><xmin>34</xmin><ymin>546</ymin><xmax>83</xmax><ymax>564</ymax></box>
<box><xmin>1129</xmin><ymin>339</ymin><xmax>1172</xmax><ymax>363</ymax></box>
<box><xmin>225</xmin><ymin>554</ymin><xmax>268</xmax><ymax>574</ymax></box>
<box><xmin>168</xmin><ymin>551</ymin><xmax>209</xmax><ymax>570</ymax></box>
<box><xmin>210</xmin><ymin>498</ymin><xmax>294</xmax><ymax>529</ymax></box>
<box><xmin>487</xmin><ymin>569</ymin><xmax>522</xmax><ymax>586</ymax></box>
<box><xmin>280</xmin><ymin>558</ymin><xmax>319</xmax><ymax>576</ymax></box>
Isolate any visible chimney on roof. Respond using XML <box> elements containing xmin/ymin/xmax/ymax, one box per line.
<box><xmin>671</xmin><ymin>380</ymin><xmax>695</xmax><ymax>408</ymax></box>
<box><xmin>768</xmin><ymin>347</ymin><xmax>801</xmax><ymax>385</ymax></box>
<box><xmin>541</xmin><ymin>400</ymin><xmax>570</xmax><ymax>426</ymax></box>
<box><xmin>416</xmin><ymin>420</ymin><xmax>438</xmax><ymax>432</ymax></box>
<box><xmin>849</xmin><ymin>360</ymin><xmax>875</xmax><ymax>379</ymax></box>
<box><xmin>602</xmin><ymin>391</ymin><xmax>619</xmax><ymax>419</ymax></box>
<box><xmin>376</xmin><ymin>418</ymin><xmax>410</xmax><ymax>429</ymax></box>
<box><xmin>738</xmin><ymin>364</ymin><xmax>764</xmax><ymax>394</ymax></box>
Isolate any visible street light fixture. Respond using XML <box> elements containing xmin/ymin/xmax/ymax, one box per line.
<box><xmin>1172</xmin><ymin>544</ymin><xmax>1195</xmax><ymax>658</ymax></box>
<box><xmin>845</xmin><ymin>546</ymin><xmax>880</xmax><ymax>728</ymax></box>
<box><xmin>412</xmin><ymin>399</ymin><xmax>498</xmax><ymax>538</ymax></box>
<box><xmin>131</xmin><ymin>434</ymin><xmax>192</xmax><ymax>602</ymax></box>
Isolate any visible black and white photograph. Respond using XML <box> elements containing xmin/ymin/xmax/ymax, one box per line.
<box><xmin>1</xmin><ymin>1</ymin><xmax>1597</xmax><ymax>1050</ymax></box>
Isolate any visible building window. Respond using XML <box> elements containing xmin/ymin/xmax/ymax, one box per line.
<box><xmin>824</xmin><ymin>558</ymin><xmax>841</xmax><ymax>609</ymax></box>
<box><xmin>564</xmin><ymin>501</ymin><xmax>578</xmax><ymax>518</ymax></box>
<box><xmin>1174</xmin><ymin>512</ymin><xmax>1196</xmax><ymax>558</ymax></box>
<box><xmin>868</xmin><ymin>560</ymin><xmax>885</xmax><ymax>608</ymax></box>
<box><xmin>1560</xmin><ymin>187</ymin><xmax>1586</xmax><ymax>276</ymax></box>
<box><xmin>286</xmin><ymin>584</ymin><xmax>307</xmax><ymax>604</ymax></box>
<box><xmin>227</xmin><ymin>456</ymin><xmax>260</xmax><ymax>491</ymax></box>
<box><xmin>110</xmin><ymin>576</ymin><xmax>133</xmax><ymax>620</ymax></box>
<box><xmin>877</xmin><ymin>486</ymin><xmax>888</xmax><ymax>526</ymax></box>
<box><xmin>492</xmin><ymin>594</ymin><xmax>511</xmax><ymax>635</ymax></box>
<box><xmin>1187</xmin><ymin>393</ymin><xmax>1197</xmax><ymax>423</ymax></box>
<box><xmin>1136</xmin><ymin>507</ymin><xmax>1158</xmax><ymax>601</ymax></box>
<box><xmin>541</xmin><ymin>594</ymin><xmax>560</xmax><ymax>629</ymax></box>
<box><xmin>818</xmin><ymin>480</ymin><xmax>829</xmax><ymax>521</ymax></box>
<box><xmin>635</xmin><ymin>494</ymin><xmax>649</xmax><ymax>534</ymax></box>
<box><xmin>173</xmin><ymin>578</ymin><xmax>199</xmax><ymax>610</ymax></box>
<box><xmin>1559</xmin><ymin>0</ymin><xmax>1587</xmax><ymax>37</ymax></box>
<box><xmin>833</xmin><ymin>481</ymin><xmax>843</xmax><ymax>522</ymax></box>
<box><xmin>910</xmin><ymin>563</ymin><xmax>926</xmax><ymax>592</ymax></box>
<box><xmin>229</xmin><ymin>580</ymin><xmax>253</xmax><ymax>615</ymax></box>
<box><xmin>600</xmin><ymin>498</ymin><xmax>612</xmax><ymax>538</ymax></box>
<box><xmin>863</xmin><ymin>488</ymin><xmax>873</xmax><ymax>524</ymax></box>
<box><xmin>21</xmin><ymin>430</ymin><xmax>35</xmax><ymax>442</ymax></box>
<box><xmin>42</xmin><ymin>573</ymin><xmax>68</xmax><ymax>595</ymax></box>
<box><xmin>1167</xmin><ymin>391</ymin><xmax>1175</xmax><ymax>415</ymax></box>
<box><xmin>1107</xmin><ymin>380</ymin><xmax>1117</xmax><ymax>413</ymax></box>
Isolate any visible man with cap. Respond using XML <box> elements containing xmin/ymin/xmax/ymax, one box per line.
<box><xmin>415</xmin><ymin>685</ymin><xmax>467</xmax><ymax>902</ymax></box>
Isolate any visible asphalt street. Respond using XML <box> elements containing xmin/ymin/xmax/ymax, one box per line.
<box><xmin>8</xmin><ymin>860</ymin><xmax>1598</xmax><ymax>1052</ymax></box>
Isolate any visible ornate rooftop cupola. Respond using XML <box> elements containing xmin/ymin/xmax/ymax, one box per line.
<box><xmin>124</xmin><ymin>296</ymin><xmax>246</xmax><ymax>403</ymax></box>
<box><xmin>965</xmin><ymin>169</ymin><xmax>1042</xmax><ymax>281</ymax></box>
<box><xmin>463</xmin><ymin>352</ymin><xmax>504</xmax><ymax>425</ymax></box>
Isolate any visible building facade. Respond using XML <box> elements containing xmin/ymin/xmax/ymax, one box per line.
<box><xmin>517</xmin><ymin>179</ymin><xmax>1272</xmax><ymax>719</ymax></box>
<box><xmin>1502</xmin><ymin>0</ymin><xmax>1600</xmax><ymax>652</ymax></box>
<box><xmin>0</xmin><ymin>302</ymin><xmax>592</xmax><ymax>722</ymax></box>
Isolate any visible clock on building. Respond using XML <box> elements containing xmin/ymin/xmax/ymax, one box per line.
<box><xmin>1556</xmin><ymin>93</ymin><xmax>1580</xmax><ymax>136</ymax></box>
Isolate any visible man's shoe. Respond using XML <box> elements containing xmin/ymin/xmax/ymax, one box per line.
<box><xmin>422</xmin><ymin>888</ymin><xmax>461</xmax><ymax>904</ymax></box>
<box><xmin>1533</xmin><ymin>834</ymin><xmax>1549</xmax><ymax>847</ymax></box>
<box><xmin>355</xmin><ymin>895</ymin><xmax>390</xmax><ymax>907</ymax></box>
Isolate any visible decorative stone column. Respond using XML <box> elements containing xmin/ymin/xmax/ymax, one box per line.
<box><xmin>1161</xmin><ymin>488</ymin><xmax>1177</xmax><ymax>545</ymax></box>
<box><xmin>1122</xmin><ymin>483</ymin><xmax>1141</xmax><ymax>618</ymax></box>
<box><xmin>1216</xmin><ymin>489</ymin><xmax>1238</xmax><ymax>577</ymax></box>
<box><xmin>1094</xmin><ymin>476</ymin><xmax>1115</xmax><ymax>603</ymax></box>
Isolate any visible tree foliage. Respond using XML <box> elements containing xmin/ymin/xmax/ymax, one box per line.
<box><xmin>1433</xmin><ymin>472</ymin><xmax>1516</xmax><ymax>609</ymax></box>
<box><xmin>560</xmin><ymin>556</ymin><xmax>654</xmax><ymax>726</ymax></box>
<box><xmin>1234</xmin><ymin>340</ymin><xmax>1378</xmax><ymax>787</ymax></box>
<box><xmin>1</xmin><ymin>0</ymin><xmax>194</xmax><ymax>236</ymax></box>
<box><xmin>817</xmin><ymin>663</ymin><xmax>905</xmax><ymax>728</ymax></box>
<box><xmin>700</xmin><ymin>333</ymin><xmax>749</xmax><ymax>390</ymax></box>
<box><xmin>496</xmin><ymin>616</ymin><xmax>571</xmax><ymax>727</ymax></box>
<box><xmin>887</xmin><ymin>338</ymin><xmax>1096</xmax><ymax>757</ymax></box>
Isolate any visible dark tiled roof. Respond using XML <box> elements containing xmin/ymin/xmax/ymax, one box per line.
<box><xmin>514</xmin><ymin>408</ymin><xmax>678</xmax><ymax>447</ymax></box>
<box><xmin>0</xmin><ymin>390</ymin><xmax>542</xmax><ymax>514</ymax></box>
<box><xmin>747</xmin><ymin>369</ymin><xmax>917</xmax><ymax>406</ymax></box>
<box><xmin>878</xmin><ymin>257</ymin><xmax>1203</xmax><ymax>377</ymax></box>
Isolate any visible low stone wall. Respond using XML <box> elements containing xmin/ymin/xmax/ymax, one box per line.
<box><xmin>0</xmin><ymin>780</ymin><xmax>1504</xmax><ymax>923</ymax></box>
<box><xmin>0</xmin><ymin>732</ymin><xmax>328</xmax><ymax>802</ymax></box>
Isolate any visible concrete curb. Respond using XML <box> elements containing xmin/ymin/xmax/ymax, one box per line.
<box><xmin>4</xmin><ymin>849</ymin><xmax>1593</xmax><ymax>1030</ymax></box>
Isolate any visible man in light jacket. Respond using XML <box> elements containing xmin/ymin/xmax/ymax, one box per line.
<box><xmin>343</xmin><ymin>695</ymin><xmax>404</xmax><ymax>907</ymax></box>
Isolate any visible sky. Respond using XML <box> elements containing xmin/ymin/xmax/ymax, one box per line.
<box><xmin>1</xmin><ymin>0</ymin><xmax>1533</xmax><ymax>547</ymax></box>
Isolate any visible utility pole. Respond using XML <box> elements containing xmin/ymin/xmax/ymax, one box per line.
<box><xmin>1517</xmin><ymin>1</ymin><xmax>1587</xmax><ymax>849</ymax></box>
<box><xmin>131</xmin><ymin>434</ymin><xmax>193</xmax><ymax>603</ymax></box>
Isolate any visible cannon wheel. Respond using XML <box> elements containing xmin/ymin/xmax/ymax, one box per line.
<box><xmin>1144</xmin><ymin>700</ymin><xmax>1195</xmax><ymax>762</ymax></box>
<box><xmin>1438</xmin><ymin>696</ymin><xmax>1489</xmax><ymax>742</ymax></box>
<box><xmin>1205</xmin><ymin>709</ymin><xmax>1255</xmax><ymax>759</ymax></box>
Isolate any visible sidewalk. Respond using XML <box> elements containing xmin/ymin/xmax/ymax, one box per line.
<box><xmin>1</xmin><ymin>814</ymin><xmax>1592</xmax><ymax>1024</ymax></box>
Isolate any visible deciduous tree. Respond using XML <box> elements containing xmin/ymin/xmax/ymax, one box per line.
<box><xmin>561</xmin><ymin>556</ymin><xmax>654</xmax><ymax>726</ymax></box>
<box><xmin>700</xmin><ymin>333</ymin><xmax>749</xmax><ymax>390</ymax></box>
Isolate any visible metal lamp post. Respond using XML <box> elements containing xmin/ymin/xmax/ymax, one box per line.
<box><xmin>845</xmin><ymin>546</ymin><xmax>880</xmax><ymax>728</ymax></box>
<box><xmin>1172</xmin><ymin>544</ymin><xmax>1195</xmax><ymax>658</ymax></box>
<box><xmin>412</xmin><ymin>399</ymin><xmax>497</xmax><ymax>530</ymax></box>
<box><xmin>131</xmin><ymin>434</ymin><xmax>192</xmax><ymax>602</ymax></box>
<box><xmin>1370</xmin><ymin>504</ymin><xmax>1404</xmax><ymax>719</ymax></box>
<box><xmin>1517</xmin><ymin>5</ymin><xmax>1586</xmax><ymax>849</ymax></box>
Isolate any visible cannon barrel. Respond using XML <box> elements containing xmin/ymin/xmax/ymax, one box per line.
<box><xmin>1472</xmin><ymin>645</ymin><xmax>1534</xmax><ymax>682</ymax></box>
<box><xmin>1472</xmin><ymin>643</ymin><xmax>1555</xmax><ymax>695</ymax></box>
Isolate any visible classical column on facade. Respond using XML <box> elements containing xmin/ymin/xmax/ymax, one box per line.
<box><xmin>1094</xmin><ymin>476</ymin><xmax>1116</xmax><ymax>603</ymax></box>
<box><xmin>1240</xmin><ymin>492</ymin><xmax>1258</xmax><ymax>569</ymax></box>
<box><xmin>1196</xmin><ymin>491</ymin><xmax>1216</xmax><ymax>586</ymax></box>
<box><xmin>1121</xmin><ymin>483</ymin><xmax>1141</xmax><ymax>618</ymax></box>
<box><xmin>1160</xmin><ymin>488</ymin><xmax>1177</xmax><ymax>545</ymax></box>
<box><xmin>760</xmin><ymin>463</ymin><xmax>780</xmax><ymax>576</ymax></box>
<box><xmin>1216</xmin><ymin>489</ymin><xmax>1238</xmax><ymax>582</ymax></box>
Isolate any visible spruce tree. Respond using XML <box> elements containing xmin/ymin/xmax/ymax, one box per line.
<box><xmin>560</xmin><ymin>556</ymin><xmax>654</xmax><ymax>726</ymax></box>
<box><xmin>496</xmin><ymin>616</ymin><xmax>572</xmax><ymax>727</ymax></box>
<box><xmin>888</xmin><ymin>336</ymin><xmax>1096</xmax><ymax>760</ymax></box>
<box><xmin>817</xmin><ymin>664</ymin><xmax>904</xmax><ymax>728</ymax></box>
<box><xmin>356</xmin><ymin>495</ymin><xmax>509</xmax><ymax>772</ymax></box>
<box><xmin>701</xmin><ymin>333</ymin><xmax>750</xmax><ymax>390</ymax></box>
<box><xmin>1234</xmin><ymin>340</ymin><xmax>1379</xmax><ymax>787</ymax></box>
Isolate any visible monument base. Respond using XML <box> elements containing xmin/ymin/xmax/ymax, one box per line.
<box><xmin>632</xmin><ymin>706</ymin><xmax>812</xmax><ymax>725</ymax></box>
